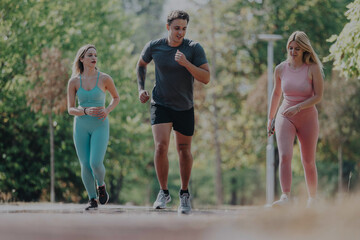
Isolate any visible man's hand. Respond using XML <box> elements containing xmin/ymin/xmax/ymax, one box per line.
<box><xmin>139</xmin><ymin>90</ymin><xmax>150</xmax><ymax>103</ymax></box>
<box><xmin>175</xmin><ymin>50</ymin><xmax>189</xmax><ymax>67</ymax></box>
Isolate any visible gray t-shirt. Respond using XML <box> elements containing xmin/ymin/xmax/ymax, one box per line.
<box><xmin>141</xmin><ymin>38</ymin><xmax>208</xmax><ymax>111</ymax></box>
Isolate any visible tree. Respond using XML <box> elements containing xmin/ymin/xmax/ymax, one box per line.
<box><xmin>121</xmin><ymin>0</ymin><xmax>166</xmax><ymax>52</ymax></box>
<box><xmin>188</xmin><ymin>0</ymin><xmax>263</xmax><ymax>205</ymax></box>
<box><xmin>206</xmin><ymin>0</ymin><xmax>224</xmax><ymax>206</ymax></box>
<box><xmin>26</xmin><ymin>48</ymin><xmax>69</xmax><ymax>202</ymax></box>
<box><xmin>321</xmin><ymin>72</ymin><xmax>360</xmax><ymax>196</ymax></box>
<box><xmin>0</xmin><ymin>84</ymin><xmax>50</xmax><ymax>202</ymax></box>
<box><xmin>0</xmin><ymin>0</ymin><xmax>147</xmax><ymax>203</ymax></box>
<box><xmin>1</xmin><ymin>0</ymin><xmax>356</xmax><ymax>204</ymax></box>
<box><xmin>325</xmin><ymin>0</ymin><xmax>360</xmax><ymax>79</ymax></box>
<box><xmin>188</xmin><ymin>0</ymin><xmax>353</xmax><ymax>204</ymax></box>
<box><xmin>314</xmin><ymin>0</ymin><xmax>360</xmax><ymax>196</ymax></box>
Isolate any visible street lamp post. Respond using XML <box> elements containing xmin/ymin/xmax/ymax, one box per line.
<box><xmin>258</xmin><ymin>34</ymin><xmax>282</xmax><ymax>206</ymax></box>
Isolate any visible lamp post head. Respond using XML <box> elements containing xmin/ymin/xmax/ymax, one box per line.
<box><xmin>258</xmin><ymin>34</ymin><xmax>283</xmax><ymax>42</ymax></box>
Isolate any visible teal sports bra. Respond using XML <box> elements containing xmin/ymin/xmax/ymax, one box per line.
<box><xmin>77</xmin><ymin>72</ymin><xmax>105</xmax><ymax>107</ymax></box>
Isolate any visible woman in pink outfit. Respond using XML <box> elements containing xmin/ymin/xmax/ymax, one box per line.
<box><xmin>268</xmin><ymin>31</ymin><xmax>324</xmax><ymax>208</ymax></box>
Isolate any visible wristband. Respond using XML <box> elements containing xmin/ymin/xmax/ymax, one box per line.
<box><xmin>84</xmin><ymin>108</ymin><xmax>87</xmax><ymax>115</ymax></box>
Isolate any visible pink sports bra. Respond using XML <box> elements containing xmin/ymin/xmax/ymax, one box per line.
<box><xmin>281</xmin><ymin>62</ymin><xmax>314</xmax><ymax>102</ymax></box>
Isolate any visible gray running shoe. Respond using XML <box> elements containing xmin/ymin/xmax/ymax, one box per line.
<box><xmin>178</xmin><ymin>192</ymin><xmax>191</xmax><ymax>214</ymax></box>
<box><xmin>153</xmin><ymin>190</ymin><xmax>171</xmax><ymax>209</ymax></box>
<box><xmin>272</xmin><ymin>193</ymin><xmax>290</xmax><ymax>208</ymax></box>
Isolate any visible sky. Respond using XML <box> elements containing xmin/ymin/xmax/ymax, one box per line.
<box><xmin>162</xmin><ymin>0</ymin><xmax>207</xmax><ymax>18</ymax></box>
<box><xmin>163</xmin><ymin>0</ymin><xmax>196</xmax><ymax>12</ymax></box>
<box><xmin>159</xmin><ymin>0</ymin><xmax>205</xmax><ymax>37</ymax></box>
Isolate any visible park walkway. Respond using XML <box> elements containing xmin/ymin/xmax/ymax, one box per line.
<box><xmin>0</xmin><ymin>199</ymin><xmax>359</xmax><ymax>240</ymax></box>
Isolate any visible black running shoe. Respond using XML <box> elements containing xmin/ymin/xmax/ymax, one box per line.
<box><xmin>85</xmin><ymin>198</ymin><xmax>98</xmax><ymax>211</ymax></box>
<box><xmin>98</xmin><ymin>185</ymin><xmax>109</xmax><ymax>205</ymax></box>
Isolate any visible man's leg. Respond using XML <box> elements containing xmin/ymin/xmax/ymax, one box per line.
<box><xmin>175</xmin><ymin>131</ymin><xmax>193</xmax><ymax>214</ymax></box>
<box><xmin>152</xmin><ymin>123</ymin><xmax>172</xmax><ymax>190</ymax></box>
<box><xmin>174</xmin><ymin>131</ymin><xmax>193</xmax><ymax>190</ymax></box>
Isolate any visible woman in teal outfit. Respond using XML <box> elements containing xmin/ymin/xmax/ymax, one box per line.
<box><xmin>67</xmin><ymin>44</ymin><xmax>120</xmax><ymax>210</ymax></box>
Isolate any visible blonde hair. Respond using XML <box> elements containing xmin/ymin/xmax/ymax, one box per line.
<box><xmin>71</xmin><ymin>44</ymin><xmax>96</xmax><ymax>78</ymax></box>
<box><xmin>286</xmin><ymin>31</ymin><xmax>324</xmax><ymax>75</ymax></box>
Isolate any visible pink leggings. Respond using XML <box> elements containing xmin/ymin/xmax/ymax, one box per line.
<box><xmin>275</xmin><ymin>100</ymin><xmax>319</xmax><ymax>197</ymax></box>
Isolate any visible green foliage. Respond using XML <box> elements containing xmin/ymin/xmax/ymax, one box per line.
<box><xmin>52</xmin><ymin>114</ymin><xmax>85</xmax><ymax>202</ymax></box>
<box><xmin>325</xmin><ymin>0</ymin><xmax>360</xmax><ymax>79</ymax></box>
<box><xmin>0</xmin><ymin>0</ymin><xmax>157</xmax><ymax>202</ymax></box>
<box><xmin>0</xmin><ymin>80</ymin><xmax>49</xmax><ymax>201</ymax></box>
<box><xmin>260</xmin><ymin>0</ymin><xmax>352</xmax><ymax>76</ymax></box>
<box><xmin>121</xmin><ymin>0</ymin><xmax>166</xmax><ymax>52</ymax></box>
<box><xmin>186</xmin><ymin>0</ymin><xmax>355</xmax><ymax>204</ymax></box>
<box><xmin>1</xmin><ymin>0</ymin><xmax>358</xmax><ymax>204</ymax></box>
<box><xmin>0</xmin><ymin>0</ymin><xmax>133</xmax><ymax>88</ymax></box>
<box><xmin>223</xmin><ymin>167</ymin><xmax>265</xmax><ymax>205</ymax></box>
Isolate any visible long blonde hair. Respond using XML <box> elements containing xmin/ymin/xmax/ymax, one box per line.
<box><xmin>71</xmin><ymin>44</ymin><xmax>96</xmax><ymax>78</ymax></box>
<box><xmin>286</xmin><ymin>31</ymin><xmax>324</xmax><ymax>75</ymax></box>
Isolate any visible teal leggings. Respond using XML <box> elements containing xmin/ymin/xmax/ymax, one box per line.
<box><xmin>73</xmin><ymin>115</ymin><xmax>109</xmax><ymax>199</ymax></box>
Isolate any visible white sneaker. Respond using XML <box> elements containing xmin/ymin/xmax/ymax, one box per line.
<box><xmin>153</xmin><ymin>190</ymin><xmax>171</xmax><ymax>209</ymax></box>
<box><xmin>178</xmin><ymin>192</ymin><xmax>191</xmax><ymax>214</ymax></box>
<box><xmin>306</xmin><ymin>197</ymin><xmax>317</xmax><ymax>209</ymax></box>
<box><xmin>272</xmin><ymin>194</ymin><xmax>290</xmax><ymax>208</ymax></box>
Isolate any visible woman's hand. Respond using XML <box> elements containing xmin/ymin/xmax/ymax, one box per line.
<box><xmin>282</xmin><ymin>105</ymin><xmax>300</xmax><ymax>117</ymax></box>
<box><xmin>86</xmin><ymin>107</ymin><xmax>108</xmax><ymax>120</ymax></box>
<box><xmin>267</xmin><ymin>118</ymin><xmax>275</xmax><ymax>137</ymax></box>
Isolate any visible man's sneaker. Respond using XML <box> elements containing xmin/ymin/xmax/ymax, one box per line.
<box><xmin>98</xmin><ymin>185</ymin><xmax>109</xmax><ymax>205</ymax></box>
<box><xmin>272</xmin><ymin>193</ymin><xmax>290</xmax><ymax>208</ymax></box>
<box><xmin>153</xmin><ymin>190</ymin><xmax>171</xmax><ymax>209</ymax></box>
<box><xmin>85</xmin><ymin>198</ymin><xmax>98</xmax><ymax>210</ymax></box>
<box><xmin>178</xmin><ymin>192</ymin><xmax>191</xmax><ymax>214</ymax></box>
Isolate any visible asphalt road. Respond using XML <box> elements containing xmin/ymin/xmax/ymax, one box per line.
<box><xmin>1</xmin><ymin>199</ymin><xmax>360</xmax><ymax>240</ymax></box>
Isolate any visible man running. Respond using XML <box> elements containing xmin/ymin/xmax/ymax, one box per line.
<box><xmin>136</xmin><ymin>10</ymin><xmax>210</xmax><ymax>214</ymax></box>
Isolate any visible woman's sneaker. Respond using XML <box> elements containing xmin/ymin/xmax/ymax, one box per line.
<box><xmin>85</xmin><ymin>198</ymin><xmax>98</xmax><ymax>211</ymax></box>
<box><xmin>272</xmin><ymin>193</ymin><xmax>290</xmax><ymax>208</ymax></box>
<box><xmin>153</xmin><ymin>190</ymin><xmax>171</xmax><ymax>209</ymax></box>
<box><xmin>98</xmin><ymin>185</ymin><xmax>109</xmax><ymax>205</ymax></box>
<box><xmin>306</xmin><ymin>197</ymin><xmax>317</xmax><ymax>209</ymax></box>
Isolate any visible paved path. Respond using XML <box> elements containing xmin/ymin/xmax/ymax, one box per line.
<box><xmin>1</xmin><ymin>201</ymin><xmax>359</xmax><ymax>240</ymax></box>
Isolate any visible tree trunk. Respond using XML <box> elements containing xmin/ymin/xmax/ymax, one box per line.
<box><xmin>209</xmin><ymin>0</ymin><xmax>223</xmax><ymax>206</ymax></box>
<box><xmin>49</xmin><ymin>113</ymin><xmax>55</xmax><ymax>202</ymax></box>
<box><xmin>112</xmin><ymin>171</ymin><xmax>124</xmax><ymax>203</ymax></box>
<box><xmin>212</xmin><ymin>95</ymin><xmax>223</xmax><ymax>205</ymax></box>
<box><xmin>230</xmin><ymin>176</ymin><xmax>237</xmax><ymax>205</ymax></box>
<box><xmin>338</xmin><ymin>144</ymin><xmax>343</xmax><ymax>196</ymax></box>
<box><xmin>146</xmin><ymin>180</ymin><xmax>151</xmax><ymax>206</ymax></box>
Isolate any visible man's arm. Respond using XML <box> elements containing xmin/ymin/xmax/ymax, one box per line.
<box><xmin>175</xmin><ymin>50</ymin><xmax>210</xmax><ymax>84</ymax></box>
<box><xmin>184</xmin><ymin>62</ymin><xmax>210</xmax><ymax>84</ymax></box>
<box><xmin>137</xmin><ymin>58</ymin><xmax>148</xmax><ymax>91</ymax></box>
<box><xmin>136</xmin><ymin>57</ymin><xmax>150</xmax><ymax>103</ymax></box>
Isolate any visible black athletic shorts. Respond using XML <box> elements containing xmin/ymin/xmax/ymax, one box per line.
<box><xmin>150</xmin><ymin>104</ymin><xmax>195</xmax><ymax>136</ymax></box>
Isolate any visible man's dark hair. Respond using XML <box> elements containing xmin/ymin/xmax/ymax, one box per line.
<box><xmin>167</xmin><ymin>10</ymin><xmax>189</xmax><ymax>25</ymax></box>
